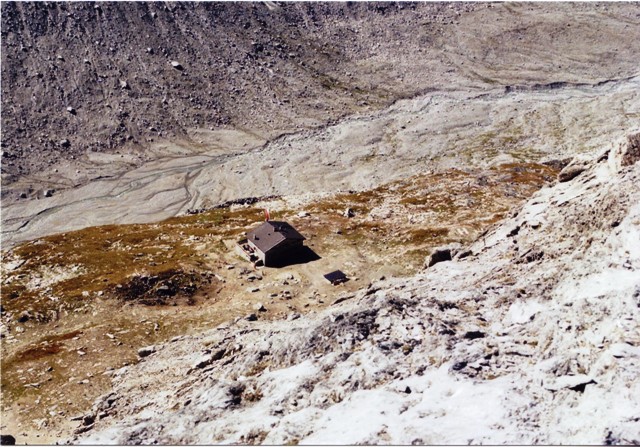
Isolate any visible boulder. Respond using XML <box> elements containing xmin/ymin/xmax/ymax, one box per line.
<box><xmin>0</xmin><ymin>435</ymin><xmax>16</xmax><ymax>445</ymax></box>
<box><xmin>558</xmin><ymin>165</ymin><xmax>586</xmax><ymax>182</ymax></box>
<box><xmin>82</xmin><ymin>414</ymin><xmax>96</xmax><ymax>426</ymax></box>
<box><xmin>255</xmin><ymin>303</ymin><xmax>267</xmax><ymax>312</ymax></box>
<box><xmin>425</xmin><ymin>243</ymin><xmax>461</xmax><ymax>269</ymax></box>
<box><xmin>558</xmin><ymin>157</ymin><xmax>590</xmax><ymax>182</ymax></box>
<box><xmin>543</xmin><ymin>374</ymin><xmax>596</xmax><ymax>392</ymax></box>
<box><xmin>621</xmin><ymin>132</ymin><xmax>640</xmax><ymax>167</ymax></box>
<box><xmin>137</xmin><ymin>345</ymin><xmax>156</xmax><ymax>358</ymax></box>
<box><xmin>463</xmin><ymin>330</ymin><xmax>486</xmax><ymax>340</ymax></box>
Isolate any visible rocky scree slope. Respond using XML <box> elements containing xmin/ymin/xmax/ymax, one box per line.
<box><xmin>75</xmin><ymin>134</ymin><xmax>640</xmax><ymax>445</ymax></box>
<box><xmin>3</xmin><ymin>1</ymin><xmax>640</xmax><ymax>195</ymax></box>
<box><xmin>1</xmin><ymin>1</ymin><xmax>476</xmax><ymax>183</ymax></box>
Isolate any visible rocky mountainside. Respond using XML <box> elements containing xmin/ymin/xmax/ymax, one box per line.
<box><xmin>74</xmin><ymin>133</ymin><xmax>640</xmax><ymax>445</ymax></box>
<box><xmin>2</xmin><ymin>3</ymin><xmax>640</xmax><ymax>444</ymax></box>
<box><xmin>1</xmin><ymin>1</ymin><xmax>475</xmax><ymax>181</ymax></box>
<box><xmin>2</xmin><ymin>2</ymin><xmax>639</xmax><ymax>191</ymax></box>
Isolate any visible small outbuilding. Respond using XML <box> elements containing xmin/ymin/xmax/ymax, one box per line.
<box><xmin>324</xmin><ymin>270</ymin><xmax>348</xmax><ymax>285</ymax></box>
<box><xmin>243</xmin><ymin>221</ymin><xmax>306</xmax><ymax>267</ymax></box>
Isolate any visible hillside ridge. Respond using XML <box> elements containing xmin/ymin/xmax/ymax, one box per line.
<box><xmin>74</xmin><ymin>133</ymin><xmax>640</xmax><ymax>445</ymax></box>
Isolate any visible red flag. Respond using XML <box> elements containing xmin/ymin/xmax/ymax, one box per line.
<box><xmin>264</xmin><ymin>208</ymin><xmax>270</xmax><ymax>221</ymax></box>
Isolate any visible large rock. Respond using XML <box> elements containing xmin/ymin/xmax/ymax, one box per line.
<box><xmin>424</xmin><ymin>243</ymin><xmax>462</xmax><ymax>269</ymax></box>
<box><xmin>621</xmin><ymin>132</ymin><xmax>640</xmax><ymax>167</ymax></box>
<box><xmin>0</xmin><ymin>435</ymin><xmax>16</xmax><ymax>445</ymax></box>
<box><xmin>558</xmin><ymin>162</ymin><xmax>587</xmax><ymax>182</ymax></box>
<box><xmin>170</xmin><ymin>61</ymin><xmax>184</xmax><ymax>70</ymax></box>
<box><xmin>137</xmin><ymin>345</ymin><xmax>157</xmax><ymax>358</ymax></box>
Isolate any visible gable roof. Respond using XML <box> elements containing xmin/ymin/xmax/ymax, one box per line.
<box><xmin>246</xmin><ymin>221</ymin><xmax>305</xmax><ymax>253</ymax></box>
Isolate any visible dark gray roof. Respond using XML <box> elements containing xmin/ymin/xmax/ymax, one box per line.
<box><xmin>246</xmin><ymin>221</ymin><xmax>305</xmax><ymax>253</ymax></box>
<box><xmin>324</xmin><ymin>270</ymin><xmax>348</xmax><ymax>284</ymax></box>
